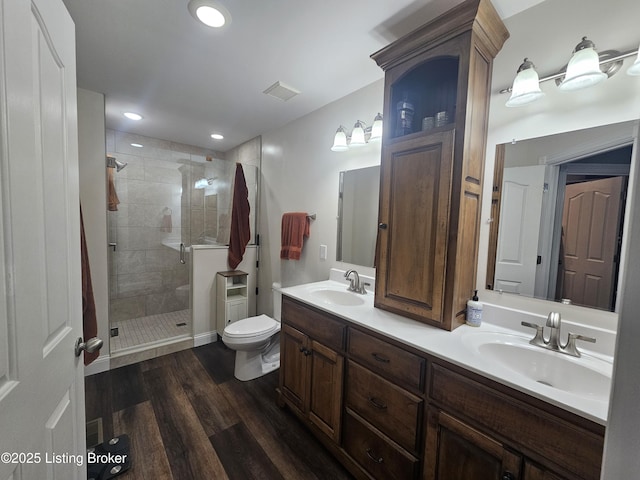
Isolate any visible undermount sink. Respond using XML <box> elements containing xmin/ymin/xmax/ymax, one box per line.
<box><xmin>308</xmin><ymin>288</ymin><xmax>365</xmax><ymax>306</ymax></box>
<box><xmin>463</xmin><ymin>332</ymin><xmax>612</xmax><ymax>402</ymax></box>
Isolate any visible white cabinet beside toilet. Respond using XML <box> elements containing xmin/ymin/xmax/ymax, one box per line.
<box><xmin>216</xmin><ymin>271</ymin><xmax>249</xmax><ymax>334</ymax></box>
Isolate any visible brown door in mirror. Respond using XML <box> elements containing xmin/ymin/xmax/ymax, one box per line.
<box><xmin>557</xmin><ymin>176</ymin><xmax>625</xmax><ymax>310</ymax></box>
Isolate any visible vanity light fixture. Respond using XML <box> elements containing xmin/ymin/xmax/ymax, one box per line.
<box><xmin>330</xmin><ymin>113</ymin><xmax>383</xmax><ymax>152</ymax></box>
<box><xmin>558</xmin><ymin>37</ymin><xmax>607</xmax><ymax>91</ymax></box>
<box><xmin>188</xmin><ymin>0</ymin><xmax>230</xmax><ymax>28</ymax></box>
<box><xmin>123</xmin><ymin>112</ymin><xmax>143</xmax><ymax>121</ymax></box>
<box><xmin>505</xmin><ymin>58</ymin><xmax>545</xmax><ymax>107</ymax></box>
<box><xmin>501</xmin><ymin>37</ymin><xmax>640</xmax><ymax>106</ymax></box>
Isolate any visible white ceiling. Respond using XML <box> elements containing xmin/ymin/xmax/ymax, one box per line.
<box><xmin>62</xmin><ymin>0</ymin><xmax>544</xmax><ymax>152</ymax></box>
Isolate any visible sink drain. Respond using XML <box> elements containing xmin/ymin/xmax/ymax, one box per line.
<box><xmin>537</xmin><ymin>380</ymin><xmax>554</xmax><ymax>387</ymax></box>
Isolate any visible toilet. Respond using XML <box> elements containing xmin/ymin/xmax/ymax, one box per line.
<box><xmin>221</xmin><ymin>284</ymin><xmax>282</xmax><ymax>381</ymax></box>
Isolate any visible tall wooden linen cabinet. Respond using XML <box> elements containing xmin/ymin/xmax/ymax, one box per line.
<box><xmin>372</xmin><ymin>0</ymin><xmax>509</xmax><ymax>330</ymax></box>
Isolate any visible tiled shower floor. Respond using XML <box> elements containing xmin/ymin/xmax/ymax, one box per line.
<box><xmin>110</xmin><ymin>309</ymin><xmax>191</xmax><ymax>352</ymax></box>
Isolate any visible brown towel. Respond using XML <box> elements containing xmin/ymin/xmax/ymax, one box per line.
<box><xmin>228</xmin><ymin>163</ymin><xmax>251</xmax><ymax>269</ymax></box>
<box><xmin>107</xmin><ymin>167</ymin><xmax>120</xmax><ymax>211</ymax></box>
<box><xmin>280</xmin><ymin>212</ymin><xmax>310</xmax><ymax>260</ymax></box>
<box><xmin>80</xmin><ymin>206</ymin><xmax>99</xmax><ymax>366</ymax></box>
<box><xmin>160</xmin><ymin>209</ymin><xmax>172</xmax><ymax>232</ymax></box>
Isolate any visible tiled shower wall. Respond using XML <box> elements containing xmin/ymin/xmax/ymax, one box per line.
<box><xmin>106</xmin><ymin>130</ymin><xmax>224</xmax><ymax>322</ymax></box>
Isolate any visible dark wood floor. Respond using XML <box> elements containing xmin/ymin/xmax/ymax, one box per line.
<box><xmin>85</xmin><ymin>342</ymin><xmax>354</xmax><ymax>480</ymax></box>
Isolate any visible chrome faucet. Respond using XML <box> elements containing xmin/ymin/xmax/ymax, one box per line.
<box><xmin>521</xmin><ymin>312</ymin><xmax>596</xmax><ymax>357</ymax></box>
<box><xmin>344</xmin><ymin>270</ymin><xmax>367</xmax><ymax>294</ymax></box>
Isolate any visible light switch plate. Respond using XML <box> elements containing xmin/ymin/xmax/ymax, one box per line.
<box><xmin>319</xmin><ymin>244</ymin><xmax>327</xmax><ymax>260</ymax></box>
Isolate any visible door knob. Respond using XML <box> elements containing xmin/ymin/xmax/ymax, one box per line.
<box><xmin>75</xmin><ymin>337</ymin><xmax>103</xmax><ymax>357</ymax></box>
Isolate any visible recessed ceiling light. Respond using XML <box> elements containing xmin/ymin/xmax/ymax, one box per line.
<box><xmin>123</xmin><ymin>112</ymin><xmax>143</xmax><ymax>121</ymax></box>
<box><xmin>131</xmin><ymin>143</ymin><xmax>143</xmax><ymax>148</ymax></box>
<box><xmin>188</xmin><ymin>0</ymin><xmax>230</xmax><ymax>28</ymax></box>
<box><xmin>211</xmin><ymin>133</ymin><xmax>224</xmax><ymax>140</ymax></box>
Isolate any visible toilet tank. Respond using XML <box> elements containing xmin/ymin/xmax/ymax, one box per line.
<box><xmin>272</xmin><ymin>282</ymin><xmax>282</xmax><ymax>322</ymax></box>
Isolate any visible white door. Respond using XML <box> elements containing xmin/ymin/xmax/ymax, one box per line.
<box><xmin>0</xmin><ymin>0</ymin><xmax>85</xmax><ymax>479</ymax></box>
<box><xmin>494</xmin><ymin>165</ymin><xmax>546</xmax><ymax>295</ymax></box>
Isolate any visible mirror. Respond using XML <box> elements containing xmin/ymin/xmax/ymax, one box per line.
<box><xmin>486</xmin><ymin>121</ymin><xmax>636</xmax><ymax>312</ymax></box>
<box><xmin>336</xmin><ymin>165</ymin><xmax>380</xmax><ymax>267</ymax></box>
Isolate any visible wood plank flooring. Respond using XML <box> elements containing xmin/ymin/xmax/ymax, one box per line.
<box><xmin>85</xmin><ymin>342</ymin><xmax>354</xmax><ymax>480</ymax></box>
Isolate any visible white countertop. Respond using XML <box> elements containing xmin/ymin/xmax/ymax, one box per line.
<box><xmin>279</xmin><ymin>279</ymin><xmax>612</xmax><ymax>425</ymax></box>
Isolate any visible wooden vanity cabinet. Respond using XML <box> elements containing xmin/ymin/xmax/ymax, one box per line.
<box><xmin>278</xmin><ymin>297</ymin><xmax>606</xmax><ymax>480</ymax></box>
<box><xmin>279</xmin><ymin>297</ymin><xmax>345</xmax><ymax>443</ymax></box>
<box><xmin>371</xmin><ymin>0</ymin><xmax>509</xmax><ymax>330</ymax></box>
<box><xmin>425</xmin><ymin>362</ymin><xmax>605</xmax><ymax>480</ymax></box>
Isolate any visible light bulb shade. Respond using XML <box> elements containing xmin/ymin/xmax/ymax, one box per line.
<box><xmin>627</xmin><ymin>44</ymin><xmax>640</xmax><ymax>76</ymax></box>
<box><xmin>331</xmin><ymin>127</ymin><xmax>348</xmax><ymax>152</ymax></box>
<box><xmin>350</xmin><ymin>121</ymin><xmax>366</xmax><ymax>146</ymax></box>
<box><xmin>369</xmin><ymin>113</ymin><xmax>383</xmax><ymax>141</ymax></box>
<box><xmin>559</xmin><ymin>38</ymin><xmax>607</xmax><ymax>91</ymax></box>
<box><xmin>506</xmin><ymin>59</ymin><xmax>545</xmax><ymax>107</ymax></box>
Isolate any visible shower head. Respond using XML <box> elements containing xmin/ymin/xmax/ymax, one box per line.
<box><xmin>106</xmin><ymin>156</ymin><xmax>128</xmax><ymax>172</ymax></box>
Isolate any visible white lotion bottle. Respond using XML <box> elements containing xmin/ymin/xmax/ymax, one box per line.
<box><xmin>466</xmin><ymin>290</ymin><xmax>483</xmax><ymax>327</ymax></box>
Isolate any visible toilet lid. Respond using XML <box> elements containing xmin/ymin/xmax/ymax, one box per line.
<box><xmin>224</xmin><ymin>314</ymin><xmax>278</xmax><ymax>339</ymax></box>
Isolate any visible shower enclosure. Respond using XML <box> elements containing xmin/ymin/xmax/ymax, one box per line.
<box><xmin>106</xmin><ymin>131</ymin><xmax>257</xmax><ymax>354</ymax></box>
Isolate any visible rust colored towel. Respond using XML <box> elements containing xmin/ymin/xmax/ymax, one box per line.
<box><xmin>228</xmin><ymin>163</ymin><xmax>251</xmax><ymax>269</ymax></box>
<box><xmin>80</xmin><ymin>206</ymin><xmax>100</xmax><ymax>366</ymax></box>
<box><xmin>280</xmin><ymin>212</ymin><xmax>310</xmax><ymax>260</ymax></box>
<box><xmin>107</xmin><ymin>167</ymin><xmax>120</xmax><ymax>211</ymax></box>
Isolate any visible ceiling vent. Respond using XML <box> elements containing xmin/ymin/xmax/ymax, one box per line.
<box><xmin>263</xmin><ymin>81</ymin><xmax>300</xmax><ymax>102</ymax></box>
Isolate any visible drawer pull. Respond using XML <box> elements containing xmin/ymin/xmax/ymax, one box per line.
<box><xmin>367</xmin><ymin>396</ymin><xmax>388</xmax><ymax>410</ymax></box>
<box><xmin>371</xmin><ymin>352</ymin><xmax>390</xmax><ymax>363</ymax></box>
<box><xmin>366</xmin><ymin>448</ymin><xmax>384</xmax><ymax>464</ymax></box>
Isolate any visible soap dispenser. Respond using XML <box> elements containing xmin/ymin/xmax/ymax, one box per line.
<box><xmin>466</xmin><ymin>290</ymin><xmax>483</xmax><ymax>327</ymax></box>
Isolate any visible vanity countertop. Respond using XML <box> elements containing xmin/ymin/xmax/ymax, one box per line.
<box><xmin>279</xmin><ymin>279</ymin><xmax>612</xmax><ymax>425</ymax></box>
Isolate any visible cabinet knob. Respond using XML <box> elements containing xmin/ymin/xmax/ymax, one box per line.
<box><xmin>378</xmin><ymin>223</ymin><xmax>388</xmax><ymax>230</ymax></box>
<box><xmin>502</xmin><ymin>472</ymin><xmax>516</xmax><ymax>480</ymax></box>
<box><xmin>299</xmin><ymin>346</ymin><xmax>311</xmax><ymax>356</ymax></box>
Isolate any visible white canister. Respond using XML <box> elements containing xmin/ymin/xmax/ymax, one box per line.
<box><xmin>466</xmin><ymin>290</ymin><xmax>483</xmax><ymax>327</ymax></box>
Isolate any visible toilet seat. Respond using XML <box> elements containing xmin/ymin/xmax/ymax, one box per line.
<box><xmin>223</xmin><ymin>314</ymin><xmax>279</xmax><ymax>339</ymax></box>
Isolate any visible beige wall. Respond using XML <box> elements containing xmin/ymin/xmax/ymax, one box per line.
<box><xmin>259</xmin><ymin>80</ymin><xmax>383</xmax><ymax>316</ymax></box>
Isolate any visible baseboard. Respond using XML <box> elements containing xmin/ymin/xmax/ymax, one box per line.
<box><xmin>84</xmin><ymin>354</ymin><xmax>110</xmax><ymax>376</ymax></box>
<box><xmin>194</xmin><ymin>331</ymin><xmax>218</xmax><ymax>347</ymax></box>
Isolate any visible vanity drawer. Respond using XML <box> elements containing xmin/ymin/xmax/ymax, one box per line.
<box><xmin>346</xmin><ymin>360</ymin><xmax>423</xmax><ymax>454</ymax></box>
<box><xmin>282</xmin><ymin>296</ymin><xmax>346</xmax><ymax>351</ymax></box>
<box><xmin>348</xmin><ymin>327</ymin><xmax>425</xmax><ymax>392</ymax></box>
<box><xmin>343</xmin><ymin>410</ymin><xmax>419</xmax><ymax>480</ymax></box>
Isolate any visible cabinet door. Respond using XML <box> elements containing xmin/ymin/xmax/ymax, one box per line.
<box><xmin>424</xmin><ymin>408</ymin><xmax>522</xmax><ymax>480</ymax></box>
<box><xmin>308</xmin><ymin>340</ymin><xmax>344</xmax><ymax>442</ymax></box>
<box><xmin>376</xmin><ymin>130</ymin><xmax>455</xmax><ymax>325</ymax></box>
<box><xmin>228</xmin><ymin>299</ymin><xmax>248</xmax><ymax>323</ymax></box>
<box><xmin>280</xmin><ymin>324</ymin><xmax>310</xmax><ymax>414</ymax></box>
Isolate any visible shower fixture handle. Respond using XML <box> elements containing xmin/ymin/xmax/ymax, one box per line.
<box><xmin>109</xmin><ymin>242</ymin><xmax>117</xmax><ymax>251</ymax></box>
<box><xmin>180</xmin><ymin>243</ymin><xmax>186</xmax><ymax>264</ymax></box>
